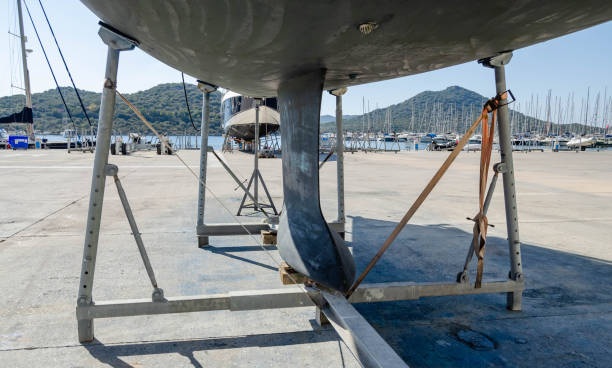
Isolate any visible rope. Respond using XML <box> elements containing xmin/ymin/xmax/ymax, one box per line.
<box><xmin>37</xmin><ymin>0</ymin><xmax>93</xmax><ymax>126</ymax></box>
<box><xmin>115</xmin><ymin>89</ymin><xmax>307</xmax><ymax>289</ymax></box>
<box><xmin>345</xmin><ymin>92</ymin><xmax>508</xmax><ymax>298</ymax></box>
<box><xmin>181</xmin><ymin>72</ymin><xmax>199</xmax><ymax>132</ymax></box>
<box><xmin>23</xmin><ymin>0</ymin><xmax>77</xmax><ymax>132</ymax></box>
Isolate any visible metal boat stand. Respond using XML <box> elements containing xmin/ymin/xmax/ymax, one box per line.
<box><xmin>194</xmin><ymin>82</ymin><xmax>276</xmax><ymax>247</ymax></box>
<box><xmin>479</xmin><ymin>52</ymin><xmax>525</xmax><ymax>310</ymax></box>
<box><xmin>195</xmin><ymin>90</ymin><xmax>347</xmax><ymax>247</ymax></box>
<box><xmin>75</xmin><ymin>25</ymin><xmax>523</xmax><ymax>368</ymax></box>
<box><xmin>453</xmin><ymin>51</ymin><xmax>524</xmax><ymax>309</ymax></box>
<box><xmin>236</xmin><ymin>100</ymin><xmax>278</xmax><ymax>216</ymax></box>
<box><xmin>76</xmin><ymin>23</ymin><xmax>139</xmax><ymax>342</ymax></box>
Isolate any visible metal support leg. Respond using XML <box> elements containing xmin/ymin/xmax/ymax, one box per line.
<box><xmin>236</xmin><ymin>101</ymin><xmax>278</xmax><ymax>216</ymax></box>
<box><xmin>257</xmin><ymin>170</ymin><xmax>278</xmax><ymax>214</ymax></box>
<box><xmin>105</xmin><ymin>164</ymin><xmax>164</xmax><ymax>301</ymax></box>
<box><xmin>209</xmin><ymin>148</ymin><xmax>264</xmax><ymax>212</ymax></box>
<box><xmin>237</xmin><ymin>172</ymin><xmax>256</xmax><ymax>216</ymax></box>
<box><xmin>329</xmin><ymin>88</ymin><xmax>347</xmax><ymax>226</ymax></box>
<box><xmin>76</xmin><ymin>25</ymin><xmax>136</xmax><ymax>343</ymax></box>
<box><xmin>481</xmin><ymin>52</ymin><xmax>524</xmax><ymax>310</ymax></box>
<box><xmin>197</xmin><ymin>82</ymin><xmax>216</xmax><ymax>248</ymax></box>
<box><xmin>254</xmin><ymin>101</ymin><xmax>260</xmax><ymax>211</ymax></box>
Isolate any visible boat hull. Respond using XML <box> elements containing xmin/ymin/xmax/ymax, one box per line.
<box><xmin>222</xmin><ymin>96</ymin><xmax>280</xmax><ymax>141</ymax></box>
<box><xmin>81</xmin><ymin>0</ymin><xmax>612</xmax><ymax>97</ymax></box>
<box><xmin>567</xmin><ymin>137</ymin><xmax>596</xmax><ymax>148</ymax></box>
<box><xmin>225</xmin><ymin>122</ymin><xmax>279</xmax><ymax>142</ymax></box>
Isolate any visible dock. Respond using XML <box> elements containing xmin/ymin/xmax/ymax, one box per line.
<box><xmin>1</xmin><ymin>149</ymin><xmax>611</xmax><ymax>367</ymax></box>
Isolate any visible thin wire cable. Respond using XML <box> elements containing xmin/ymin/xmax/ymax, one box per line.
<box><xmin>23</xmin><ymin>0</ymin><xmax>77</xmax><ymax>132</ymax></box>
<box><xmin>37</xmin><ymin>0</ymin><xmax>92</xmax><ymax>126</ymax></box>
<box><xmin>181</xmin><ymin>72</ymin><xmax>199</xmax><ymax>132</ymax></box>
<box><xmin>179</xmin><ymin>82</ymin><xmax>259</xmax><ymax>211</ymax></box>
<box><xmin>115</xmin><ymin>90</ymin><xmax>307</xmax><ymax>289</ymax></box>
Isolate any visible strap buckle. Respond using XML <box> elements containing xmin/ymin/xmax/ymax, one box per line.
<box><xmin>484</xmin><ymin>89</ymin><xmax>516</xmax><ymax>112</ymax></box>
<box><xmin>497</xmin><ymin>89</ymin><xmax>516</xmax><ymax>107</ymax></box>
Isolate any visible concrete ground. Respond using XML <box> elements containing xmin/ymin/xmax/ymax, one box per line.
<box><xmin>0</xmin><ymin>148</ymin><xmax>611</xmax><ymax>367</ymax></box>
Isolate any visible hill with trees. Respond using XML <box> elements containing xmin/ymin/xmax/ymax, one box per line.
<box><xmin>321</xmin><ymin>86</ymin><xmax>603</xmax><ymax>135</ymax></box>
<box><xmin>0</xmin><ymin>83</ymin><xmax>223</xmax><ymax>135</ymax></box>
<box><xmin>323</xmin><ymin>86</ymin><xmax>511</xmax><ymax>133</ymax></box>
<box><xmin>2</xmin><ymin>84</ymin><xmax>596</xmax><ymax>137</ymax></box>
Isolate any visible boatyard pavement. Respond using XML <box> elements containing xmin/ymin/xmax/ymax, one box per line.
<box><xmin>0</xmin><ymin>149</ymin><xmax>611</xmax><ymax>367</ymax></box>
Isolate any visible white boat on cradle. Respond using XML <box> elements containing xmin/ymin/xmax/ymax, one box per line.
<box><xmin>567</xmin><ymin>136</ymin><xmax>596</xmax><ymax>149</ymax></box>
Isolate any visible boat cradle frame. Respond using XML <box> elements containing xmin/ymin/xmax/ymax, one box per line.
<box><xmin>75</xmin><ymin>25</ymin><xmax>525</xmax><ymax>368</ymax></box>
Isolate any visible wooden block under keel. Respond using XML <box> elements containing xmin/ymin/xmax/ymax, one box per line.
<box><xmin>279</xmin><ymin>261</ymin><xmax>311</xmax><ymax>285</ymax></box>
<box><xmin>261</xmin><ymin>230</ymin><xmax>277</xmax><ymax>245</ymax></box>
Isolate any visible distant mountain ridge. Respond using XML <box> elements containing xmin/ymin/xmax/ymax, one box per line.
<box><xmin>1</xmin><ymin>84</ymin><xmax>562</xmax><ymax>136</ymax></box>
<box><xmin>322</xmin><ymin>86</ymin><xmax>498</xmax><ymax>133</ymax></box>
<box><xmin>320</xmin><ymin>114</ymin><xmax>358</xmax><ymax>124</ymax></box>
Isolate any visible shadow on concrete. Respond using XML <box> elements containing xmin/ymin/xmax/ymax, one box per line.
<box><xmin>85</xmin><ymin>216</ymin><xmax>612</xmax><ymax>367</ymax></box>
<box><xmin>85</xmin><ymin>330</ymin><xmax>339</xmax><ymax>367</ymax></box>
<box><xmin>203</xmin><ymin>245</ymin><xmax>278</xmax><ymax>271</ymax></box>
<box><xmin>348</xmin><ymin>216</ymin><xmax>612</xmax><ymax>367</ymax></box>
<box><xmin>204</xmin><ymin>244</ymin><xmax>277</xmax><ymax>253</ymax></box>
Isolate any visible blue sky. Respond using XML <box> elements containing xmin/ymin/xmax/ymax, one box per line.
<box><xmin>1</xmin><ymin>1</ymin><xmax>611</xmax><ymax>117</ymax></box>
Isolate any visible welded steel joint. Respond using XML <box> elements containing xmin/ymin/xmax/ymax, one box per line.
<box><xmin>103</xmin><ymin>78</ymin><xmax>115</xmax><ymax>90</ymax></box>
<box><xmin>478</xmin><ymin>51</ymin><xmax>513</xmax><ymax>68</ymax></box>
<box><xmin>197</xmin><ymin>80</ymin><xmax>218</xmax><ymax>93</ymax></box>
<box><xmin>493</xmin><ymin>162</ymin><xmax>506</xmax><ymax>174</ymax></box>
<box><xmin>104</xmin><ymin>164</ymin><xmax>118</xmax><ymax>176</ymax></box>
<box><xmin>98</xmin><ymin>22</ymin><xmax>138</xmax><ymax>51</ymax></box>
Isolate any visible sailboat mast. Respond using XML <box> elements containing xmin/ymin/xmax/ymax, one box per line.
<box><xmin>17</xmin><ymin>0</ymin><xmax>34</xmax><ymax>140</ymax></box>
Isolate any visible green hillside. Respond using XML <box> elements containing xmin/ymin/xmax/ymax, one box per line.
<box><xmin>0</xmin><ymin>83</ymin><xmax>223</xmax><ymax>135</ymax></box>
<box><xmin>2</xmin><ymin>84</ymin><xmax>595</xmax><ymax>137</ymax></box>
<box><xmin>322</xmin><ymin>86</ymin><xmax>541</xmax><ymax>134</ymax></box>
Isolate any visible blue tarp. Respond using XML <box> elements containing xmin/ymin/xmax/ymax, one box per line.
<box><xmin>9</xmin><ymin>135</ymin><xmax>28</xmax><ymax>149</ymax></box>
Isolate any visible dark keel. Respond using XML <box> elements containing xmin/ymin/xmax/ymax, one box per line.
<box><xmin>277</xmin><ymin>70</ymin><xmax>355</xmax><ymax>292</ymax></box>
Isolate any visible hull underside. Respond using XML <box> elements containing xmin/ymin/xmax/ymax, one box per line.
<box><xmin>81</xmin><ymin>1</ymin><xmax>612</xmax><ymax>97</ymax></box>
<box><xmin>226</xmin><ymin>122</ymin><xmax>279</xmax><ymax>141</ymax></box>
<box><xmin>223</xmin><ymin>104</ymin><xmax>280</xmax><ymax>141</ymax></box>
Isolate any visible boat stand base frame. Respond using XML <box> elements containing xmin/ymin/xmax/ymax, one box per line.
<box><xmin>77</xmin><ymin>279</ymin><xmax>524</xmax><ymax>363</ymax></box>
<box><xmin>196</xmin><ymin>221</ymin><xmax>345</xmax><ymax>248</ymax></box>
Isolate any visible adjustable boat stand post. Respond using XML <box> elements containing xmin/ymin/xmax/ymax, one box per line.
<box><xmin>237</xmin><ymin>100</ymin><xmax>278</xmax><ymax>216</ymax></box>
<box><xmin>196</xmin><ymin>81</ymin><xmax>218</xmax><ymax>248</ymax></box>
<box><xmin>330</xmin><ymin>88</ymin><xmax>347</xmax><ymax>228</ymax></box>
<box><xmin>76</xmin><ymin>24</ymin><xmax>137</xmax><ymax>342</ymax></box>
<box><xmin>253</xmin><ymin>101</ymin><xmax>260</xmax><ymax>211</ymax></box>
<box><xmin>479</xmin><ymin>51</ymin><xmax>524</xmax><ymax>310</ymax></box>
